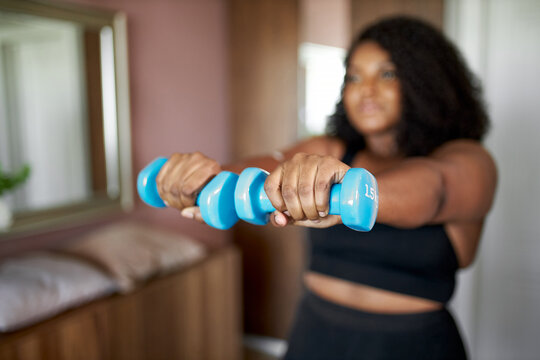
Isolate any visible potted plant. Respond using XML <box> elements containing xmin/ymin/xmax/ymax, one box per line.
<box><xmin>0</xmin><ymin>164</ymin><xmax>30</xmax><ymax>231</ymax></box>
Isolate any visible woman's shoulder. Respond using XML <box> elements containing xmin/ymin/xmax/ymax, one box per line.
<box><xmin>429</xmin><ymin>139</ymin><xmax>497</xmax><ymax>217</ymax></box>
<box><xmin>433</xmin><ymin>138</ymin><xmax>489</xmax><ymax>152</ymax></box>
<box><xmin>430</xmin><ymin>139</ymin><xmax>496</xmax><ymax>170</ymax></box>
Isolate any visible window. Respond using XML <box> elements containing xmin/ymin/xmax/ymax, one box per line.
<box><xmin>298</xmin><ymin>42</ymin><xmax>345</xmax><ymax>138</ymax></box>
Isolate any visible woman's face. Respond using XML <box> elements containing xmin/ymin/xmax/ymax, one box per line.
<box><xmin>343</xmin><ymin>41</ymin><xmax>402</xmax><ymax>137</ymax></box>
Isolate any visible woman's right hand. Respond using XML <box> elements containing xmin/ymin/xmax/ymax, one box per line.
<box><xmin>155</xmin><ymin>152</ymin><xmax>221</xmax><ymax>221</ymax></box>
<box><xmin>264</xmin><ymin>152</ymin><xmax>349</xmax><ymax>229</ymax></box>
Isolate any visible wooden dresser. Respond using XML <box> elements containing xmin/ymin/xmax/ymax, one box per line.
<box><xmin>0</xmin><ymin>246</ymin><xmax>242</xmax><ymax>360</ymax></box>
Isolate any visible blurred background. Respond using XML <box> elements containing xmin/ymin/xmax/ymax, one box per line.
<box><xmin>0</xmin><ymin>0</ymin><xmax>538</xmax><ymax>359</ymax></box>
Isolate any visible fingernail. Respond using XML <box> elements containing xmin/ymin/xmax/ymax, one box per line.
<box><xmin>319</xmin><ymin>211</ymin><xmax>327</xmax><ymax>217</ymax></box>
<box><xmin>283</xmin><ymin>210</ymin><xmax>290</xmax><ymax>216</ymax></box>
<box><xmin>181</xmin><ymin>208</ymin><xmax>194</xmax><ymax>219</ymax></box>
<box><xmin>275</xmin><ymin>214</ymin><xmax>286</xmax><ymax>226</ymax></box>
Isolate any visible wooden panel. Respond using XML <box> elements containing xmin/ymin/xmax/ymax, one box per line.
<box><xmin>106</xmin><ymin>294</ymin><xmax>142</xmax><ymax>360</ymax></box>
<box><xmin>235</xmin><ymin>224</ymin><xmax>306</xmax><ymax>338</ymax></box>
<box><xmin>172</xmin><ymin>266</ymin><xmax>205</xmax><ymax>360</ymax></box>
<box><xmin>57</xmin><ymin>314</ymin><xmax>103</xmax><ymax>360</ymax></box>
<box><xmin>351</xmin><ymin>0</ymin><xmax>444</xmax><ymax>37</ymax></box>
<box><xmin>0</xmin><ymin>345</ymin><xmax>15</xmax><ymax>360</ymax></box>
<box><xmin>228</xmin><ymin>0</ymin><xmax>306</xmax><ymax>339</ymax></box>
<box><xmin>0</xmin><ymin>247</ymin><xmax>242</xmax><ymax>360</ymax></box>
<box><xmin>13</xmin><ymin>334</ymin><xmax>41</xmax><ymax>360</ymax></box>
<box><xmin>229</xmin><ymin>0</ymin><xmax>299</xmax><ymax>158</ymax></box>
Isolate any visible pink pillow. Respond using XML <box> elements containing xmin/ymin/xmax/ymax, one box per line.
<box><xmin>61</xmin><ymin>222</ymin><xmax>207</xmax><ymax>292</ymax></box>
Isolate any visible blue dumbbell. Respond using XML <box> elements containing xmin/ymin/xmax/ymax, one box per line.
<box><xmin>137</xmin><ymin>157</ymin><xmax>239</xmax><ymax>230</ymax></box>
<box><xmin>234</xmin><ymin>167</ymin><xmax>378</xmax><ymax>231</ymax></box>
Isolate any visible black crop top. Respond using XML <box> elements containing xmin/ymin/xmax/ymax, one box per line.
<box><xmin>307</xmin><ymin>148</ymin><xmax>459</xmax><ymax>303</ymax></box>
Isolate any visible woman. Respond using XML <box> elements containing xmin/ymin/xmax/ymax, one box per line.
<box><xmin>156</xmin><ymin>16</ymin><xmax>497</xmax><ymax>359</ymax></box>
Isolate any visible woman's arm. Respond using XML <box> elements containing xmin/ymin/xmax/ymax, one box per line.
<box><xmin>376</xmin><ymin>139</ymin><xmax>497</xmax><ymax>228</ymax></box>
<box><xmin>265</xmin><ymin>139</ymin><xmax>497</xmax><ymax>230</ymax></box>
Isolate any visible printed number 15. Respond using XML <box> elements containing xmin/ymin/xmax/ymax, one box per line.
<box><xmin>365</xmin><ymin>184</ymin><xmax>376</xmax><ymax>201</ymax></box>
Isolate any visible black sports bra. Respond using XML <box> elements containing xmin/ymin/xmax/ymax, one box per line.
<box><xmin>307</xmin><ymin>147</ymin><xmax>459</xmax><ymax>303</ymax></box>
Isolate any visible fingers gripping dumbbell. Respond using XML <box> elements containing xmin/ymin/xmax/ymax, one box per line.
<box><xmin>137</xmin><ymin>157</ymin><xmax>239</xmax><ymax>230</ymax></box>
<box><xmin>234</xmin><ymin>167</ymin><xmax>378</xmax><ymax>231</ymax></box>
<box><xmin>138</xmin><ymin>158</ymin><xmax>378</xmax><ymax>231</ymax></box>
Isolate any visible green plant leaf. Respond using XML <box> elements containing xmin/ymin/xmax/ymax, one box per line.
<box><xmin>0</xmin><ymin>164</ymin><xmax>31</xmax><ymax>196</ymax></box>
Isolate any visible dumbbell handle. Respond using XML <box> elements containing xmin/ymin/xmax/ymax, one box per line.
<box><xmin>235</xmin><ymin>167</ymin><xmax>378</xmax><ymax>231</ymax></box>
<box><xmin>137</xmin><ymin>157</ymin><xmax>239</xmax><ymax>230</ymax></box>
<box><xmin>254</xmin><ymin>184</ymin><xmax>342</xmax><ymax>215</ymax></box>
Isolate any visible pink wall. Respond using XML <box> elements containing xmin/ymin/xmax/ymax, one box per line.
<box><xmin>0</xmin><ymin>0</ymin><xmax>231</xmax><ymax>258</ymax></box>
<box><xmin>300</xmin><ymin>0</ymin><xmax>351</xmax><ymax>48</ymax></box>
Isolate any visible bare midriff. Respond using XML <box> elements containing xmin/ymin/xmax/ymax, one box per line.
<box><xmin>304</xmin><ymin>271</ymin><xmax>444</xmax><ymax>314</ymax></box>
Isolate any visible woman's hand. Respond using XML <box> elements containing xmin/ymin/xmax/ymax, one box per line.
<box><xmin>264</xmin><ymin>153</ymin><xmax>350</xmax><ymax>228</ymax></box>
<box><xmin>156</xmin><ymin>152</ymin><xmax>221</xmax><ymax>222</ymax></box>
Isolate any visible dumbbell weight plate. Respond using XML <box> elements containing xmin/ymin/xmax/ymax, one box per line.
<box><xmin>137</xmin><ymin>157</ymin><xmax>168</xmax><ymax>208</ymax></box>
<box><xmin>339</xmin><ymin>168</ymin><xmax>378</xmax><ymax>231</ymax></box>
<box><xmin>199</xmin><ymin>171</ymin><xmax>240</xmax><ymax>230</ymax></box>
<box><xmin>234</xmin><ymin>167</ymin><xmax>273</xmax><ymax>225</ymax></box>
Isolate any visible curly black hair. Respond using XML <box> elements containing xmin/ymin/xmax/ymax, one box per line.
<box><xmin>326</xmin><ymin>16</ymin><xmax>489</xmax><ymax>157</ymax></box>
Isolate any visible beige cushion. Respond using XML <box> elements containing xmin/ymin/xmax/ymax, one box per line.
<box><xmin>61</xmin><ymin>222</ymin><xmax>207</xmax><ymax>293</ymax></box>
<box><xmin>0</xmin><ymin>252</ymin><xmax>117</xmax><ymax>332</ymax></box>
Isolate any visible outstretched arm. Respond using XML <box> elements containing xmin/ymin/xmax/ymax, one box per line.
<box><xmin>265</xmin><ymin>139</ymin><xmax>497</xmax><ymax>230</ymax></box>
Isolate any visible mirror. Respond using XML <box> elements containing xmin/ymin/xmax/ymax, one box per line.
<box><xmin>0</xmin><ymin>0</ymin><xmax>132</xmax><ymax>237</ymax></box>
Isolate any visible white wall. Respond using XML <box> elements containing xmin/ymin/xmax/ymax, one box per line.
<box><xmin>445</xmin><ymin>1</ymin><xmax>540</xmax><ymax>359</ymax></box>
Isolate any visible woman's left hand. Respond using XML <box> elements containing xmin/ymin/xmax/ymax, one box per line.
<box><xmin>264</xmin><ymin>153</ymin><xmax>350</xmax><ymax>228</ymax></box>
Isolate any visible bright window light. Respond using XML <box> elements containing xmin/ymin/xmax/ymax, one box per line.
<box><xmin>298</xmin><ymin>43</ymin><xmax>346</xmax><ymax>137</ymax></box>
<box><xmin>100</xmin><ymin>26</ymin><xmax>120</xmax><ymax>198</ymax></box>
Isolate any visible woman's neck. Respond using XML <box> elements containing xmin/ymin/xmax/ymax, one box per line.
<box><xmin>364</xmin><ymin>130</ymin><xmax>400</xmax><ymax>159</ymax></box>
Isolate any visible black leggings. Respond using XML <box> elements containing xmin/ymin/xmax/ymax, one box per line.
<box><xmin>284</xmin><ymin>291</ymin><xmax>467</xmax><ymax>360</ymax></box>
